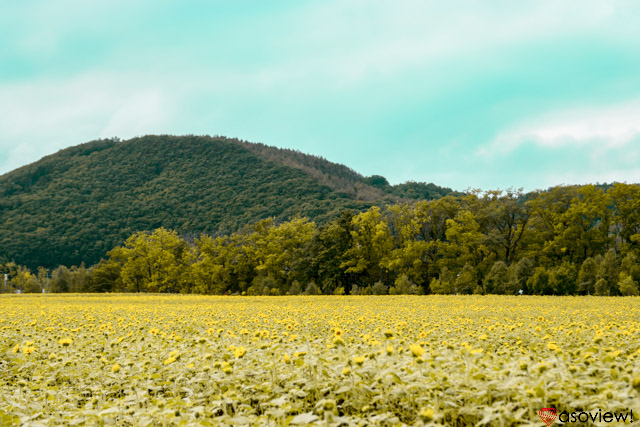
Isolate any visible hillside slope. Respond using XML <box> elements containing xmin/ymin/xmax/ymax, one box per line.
<box><xmin>0</xmin><ymin>135</ymin><xmax>454</xmax><ymax>268</ymax></box>
<box><xmin>240</xmin><ymin>142</ymin><xmax>457</xmax><ymax>201</ymax></box>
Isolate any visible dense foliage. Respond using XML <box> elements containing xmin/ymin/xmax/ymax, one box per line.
<box><xmin>241</xmin><ymin>142</ymin><xmax>458</xmax><ymax>201</ymax></box>
<box><xmin>0</xmin><ymin>135</ymin><xmax>453</xmax><ymax>269</ymax></box>
<box><xmin>2</xmin><ymin>294</ymin><xmax>639</xmax><ymax>425</ymax></box>
<box><xmin>3</xmin><ymin>184</ymin><xmax>640</xmax><ymax>296</ymax></box>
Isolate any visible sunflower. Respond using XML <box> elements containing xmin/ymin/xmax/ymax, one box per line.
<box><xmin>233</xmin><ymin>346</ymin><xmax>246</xmax><ymax>358</ymax></box>
<box><xmin>409</xmin><ymin>344</ymin><xmax>424</xmax><ymax>358</ymax></box>
<box><xmin>58</xmin><ymin>337</ymin><xmax>73</xmax><ymax>346</ymax></box>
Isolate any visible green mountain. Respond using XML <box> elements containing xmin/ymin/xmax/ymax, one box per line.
<box><xmin>0</xmin><ymin>135</ymin><xmax>456</xmax><ymax>269</ymax></box>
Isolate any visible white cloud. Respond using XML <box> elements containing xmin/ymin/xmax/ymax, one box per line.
<box><xmin>468</xmin><ymin>98</ymin><xmax>640</xmax><ymax>190</ymax></box>
<box><xmin>479</xmin><ymin>98</ymin><xmax>640</xmax><ymax>157</ymax></box>
<box><xmin>0</xmin><ymin>73</ymin><xmax>174</xmax><ymax>175</ymax></box>
<box><xmin>100</xmin><ymin>90</ymin><xmax>171</xmax><ymax>139</ymax></box>
<box><xmin>163</xmin><ymin>0</ymin><xmax>635</xmax><ymax>95</ymax></box>
<box><xmin>270</xmin><ymin>0</ymin><xmax>628</xmax><ymax>87</ymax></box>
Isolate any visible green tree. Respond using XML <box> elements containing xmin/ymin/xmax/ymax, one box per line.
<box><xmin>50</xmin><ymin>266</ymin><xmax>71</xmax><ymax>293</ymax></box>
<box><xmin>108</xmin><ymin>227</ymin><xmax>188</xmax><ymax>293</ymax></box>
<box><xmin>67</xmin><ymin>264</ymin><xmax>93</xmax><ymax>292</ymax></box>
<box><xmin>547</xmin><ymin>186</ymin><xmax>611</xmax><ymax>265</ymax></box>
<box><xmin>191</xmin><ymin>235</ymin><xmax>237</xmax><ymax>295</ymax></box>
<box><xmin>307</xmin><ymin>211</ymin><xmax>355</xmax><ymax>294</ymax></box>
<box><xmin>528</xmin><ymin>267</ymin><xmax>552</xmax><ymax>295</ymax></box>
<box><xmin>341</xmin><ymin>207</ymin><xmax>393</xmax><ymax>286</ymax></box>
<box><xmin>618</xmin><ymin>273</ymin><xmax>639</xmax><ymax>296</ymax></box>
<box><xmin>608</xmin><ymin>183</ymin><xmax>640</xmax><ymax>254</ymax></box>
<box><xmin>90</xmin><ymin>259</ymin><xmax>121</xmax><ymax>292</ymax></box>
<box><xmin>414</xmin><ymin>196</ymin><xmax>460</xmax><ymax>243</ymax></box>
<box><xmin>11</xmin><ymin>265</ymin><xmax>39</xmax><ymax>293</ymax></box>
<box><xmin>445</xmin><ymin>209</ymin><xmax>493</xmax><ymax>284</ymax></box>
<box><xmin>549</xmin><ymin>262</ymin><xmax>577</xmax><ymax>295</ymax></box>
<box><xmin>383</xmin><ymin>199</ymin><xmax>459</xmax><ymax>291</ymax></box>
<box><xmin>0</xmin><ymin>262</ymin><xmax>18</xmax><ymax>293</ymax></box>
<box><xmin>247</xmin><ymin>217</ymin><xmax>316</xmax><ymax>294</ymax></box>
<box><xmin>485</xmin><ymin>261</ymin><xmax>509</xmax><ymax>294</ymax></box>
<box><xmin>247</xmin><ymin>275</ymin><xmax>278</xmax><ymax>296</ymax></box>
<box><xmin>304</xmin><ymin>281</ymin><xmax>322</xmax><ymax>295</ymax></box>
<box><xmin>483</xmin><ymin>190</ymin><xmax>530</xmax><ymax>265</ymax></box>
<box><xmin>382</xmin><ymin>240</ymin><xmax>433</xmax><ymax>290</ymax></box>
<box><xmin>594</xmin><ymin>278</ymin><xmax>608</xmax><ymax>296</ymax></box>
<box><xmin>430</xmin><ymin>267</ymin><xmax>455</xmax><ymax>294</ymax></box>
<box><xmin>389</xmin><ymin>273</ymin><xmax>420</xmax><ymax>295</ymax></box>
<box><xmin>455</xmin><ymin>263</ymin><xmax>476</xmax><ymax>295</ymax></box>
<box><xmin>577</xmin><ymin>257</ymin><xmax>598</xmax><ymax>295</ymax></box>
<box><xmin>524</xmin><ymin>186</ymin><xmax>576</xmax><ymax>265</ymax></box>
<box><xmin>508</xmin><ymin>257</ymin><xmax>535</xmax><ymax>294</ymax></box>
<box><xmin>596</xmin><ymin>249</ymin><xmax>619</xmax><ymax>296</ymax></box>
<box><xmin>621</xmin><ymin>252</ymin><xmax>640</xmax><ymax>284</ymax></box>
<box><xmin>371</xmin><ymin>281</ymin><xmax>388</xmax><ymax>295</ymax></box>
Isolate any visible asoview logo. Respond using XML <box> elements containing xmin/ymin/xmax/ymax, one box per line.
<box><xmin>538</xmin><ymin>408</ymin><xmax>557</xmax><ymax>426</ymax></box>
<box><xmin>539</xmin><ymin>407</ymin><xmax>634</xmax><ymax>425</ymax></box>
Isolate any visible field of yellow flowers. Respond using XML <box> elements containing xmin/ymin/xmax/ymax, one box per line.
<box><xmin>1</xmin><ymin>294</ymin><xmax>639</xmax><ymax>426</ymax></box>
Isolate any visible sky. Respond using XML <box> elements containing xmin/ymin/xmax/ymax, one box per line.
<box><xmin>2</xmin><ymin>1</ymin><xmax>640</xmax><ymax>192</ymax></box>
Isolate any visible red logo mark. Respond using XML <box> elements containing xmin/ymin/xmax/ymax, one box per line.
<box><xmin>539</xmin><ymin>408</ymin><xmax>557</xmax><ymax>426</ymax></box>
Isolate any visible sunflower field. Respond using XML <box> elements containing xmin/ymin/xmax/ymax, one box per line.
<box><xmin>1</xmin><ymin>294</ymin><xmax>639</xmax><ymax>426</ymax></box>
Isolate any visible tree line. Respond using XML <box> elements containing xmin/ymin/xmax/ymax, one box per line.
<box><xmin>2</xmin><ymin>184</ymin><xmax>640</xmax><ymax>296</ymax></box>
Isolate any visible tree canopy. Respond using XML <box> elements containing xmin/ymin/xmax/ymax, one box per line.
<box><xmin>4</xmin><ymin>183</ymin><xmax>639</xmax><ymax>297</ymax></box>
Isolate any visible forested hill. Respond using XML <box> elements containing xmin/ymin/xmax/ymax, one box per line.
<box><xmin>0</xmin><ymin>135</ymin><xmax>455</xmax><ymax>269</ymax></box>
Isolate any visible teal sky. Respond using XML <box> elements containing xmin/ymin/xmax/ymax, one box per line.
<box><xmin>2</xmin><ymin>1</ymin><xmax>640</xmax><ymax>191</ymax></box>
